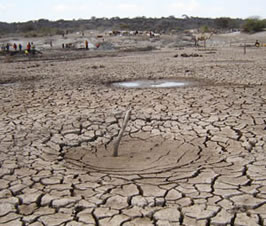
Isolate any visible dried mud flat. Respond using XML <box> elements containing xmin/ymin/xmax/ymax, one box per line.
<box><xmin>0</xmin><ymin>40</ymin><xmax>266</xmax><ymax>226</ymax></box>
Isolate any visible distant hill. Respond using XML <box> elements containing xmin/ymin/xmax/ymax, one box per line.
<box><xmin>0</xmin><ymin>17</ymin><xmax>244</xmax><ymax>37</ymax></box>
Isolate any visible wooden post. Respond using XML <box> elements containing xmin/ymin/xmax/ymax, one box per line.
<box><xmin>244</xmin><ymin>43</ymin><xmax>246</xmax><ymax>55</ymax></box>
<box><xmin>113</xmin><ymin>108</ymin><xmax>131</xmax><ymax>157</ymax></box>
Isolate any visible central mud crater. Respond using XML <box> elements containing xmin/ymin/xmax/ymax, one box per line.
<box><xmin>111</xmin><ymin>79</ymin><xmax>202</xmax><ymax>88</ymax></box>
<box><xmin>64</xmin><ymin>136</ymin><xmax>201</xmax><ymax>175</ymax></box>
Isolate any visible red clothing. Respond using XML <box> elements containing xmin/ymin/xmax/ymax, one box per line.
<box><xmin>85</xmin><ymin>40</ymin><xmax>88</xmax><ymax>49</ymax></box>
<box><xmin>27</xmin><ymin>43</ymin><xmax>31</xmax><ymax>51</ymax></box>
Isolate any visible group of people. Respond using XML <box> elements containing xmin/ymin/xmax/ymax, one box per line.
<box><xmin>1</xmin><ymin>43</ymin><xmax>22</xmax><ymax>52</ymax></box>
<box><xmin>12</xmin><ymin>43</ymin><xmax>23</xmax><ymax>51</ymax></box>
<box><xmin>2</xmin><ymin>38</ymin><xmax>99</xmax><ymax>52</ymax></box>
<box><xmin>25</xmin><ymin>42</ymin><xmax>36</xmax><ymax>54</ymax></box>
<box><xmin>1</xmin><ymin>42</ymin><xmax>36</xmax><ymax>54</ymax></box>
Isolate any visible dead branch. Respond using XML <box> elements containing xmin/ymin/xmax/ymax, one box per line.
<box><xmin>113</xmin><ymin>107</ymin><xmax>131</xmax><ymax>157</ymax></box>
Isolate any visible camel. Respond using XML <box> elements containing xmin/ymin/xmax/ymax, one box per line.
<box><xmin>192</xmin><ymin>32</ymin><xmax>213</xmax><ymax>47</ymax></box>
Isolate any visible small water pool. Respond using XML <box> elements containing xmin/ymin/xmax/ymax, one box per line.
<box><xmin>111</xmin><ymin>79</ymin><xmax>197</xmax><ymax>88</ymax></box>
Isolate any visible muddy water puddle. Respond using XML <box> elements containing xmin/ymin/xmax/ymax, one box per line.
<box><xmin>111</xmin><ymin>79</ymin><xmax>202</xmax><ymax>88</ymax></box>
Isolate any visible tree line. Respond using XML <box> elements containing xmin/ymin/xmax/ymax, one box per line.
<box><xmin>0</xmin><ymin>16</ymin><xmax>265</xmax><ymax>37</ymax></box>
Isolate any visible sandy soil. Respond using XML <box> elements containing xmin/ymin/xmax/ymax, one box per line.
<box><xmin>0</xmin><ymin>31</ymin><xmax>266</xmax><ymax>225</ymax></box>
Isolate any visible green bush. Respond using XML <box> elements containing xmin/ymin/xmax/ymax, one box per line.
<box><xmin>120</xmin><ymin>23</ymin><xmax>129</xmax><ymax>30</ymax></box>
<box><xmin>200</xmin><ymin>25</ymin><xmax>210</xmax><ymax>33</ymax></box>
<box><xmin>242</xmin><ymin>18</ymin><xmax>266</xmax><ymax>33</ymax></box>
<box><xmin>215</xmin><ymin>17</ymin><xmax>239</xmax><ymax>29</ymax></box>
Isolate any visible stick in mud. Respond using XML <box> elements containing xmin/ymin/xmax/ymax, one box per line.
<box><xmin>113</xmin><ymin>107</ymin><xmax>131</xmax><ymax>157</ymax></box>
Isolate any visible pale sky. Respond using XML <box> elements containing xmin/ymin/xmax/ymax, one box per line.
<box><xmin>0</xmin><ymin>0</ymin><xmax>265</xmax><ymax>23</ymax></box>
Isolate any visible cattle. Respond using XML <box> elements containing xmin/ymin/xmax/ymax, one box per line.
<box><xmin>109</xmin><ymin>30</ymin><xmax>121</xmax><ymax>36</ymax></box>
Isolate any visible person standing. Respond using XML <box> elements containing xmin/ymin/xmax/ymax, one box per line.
<box><xmin>27</xmin><ymin>42</ymin><xmax>31</xmax><ymax>52</ymax></box>
<box><xmin>31</xmin><ymin>43</ymin><xmax>36</xmax><ymax>54</ymax></box>
<box><xmin>13</xmin><ymin>43</ymin><xmax>17</xmax><ymax>51</ymax></box>
<box><xmin>6</xmin><ymin>43</ymin><xmax>9</xmax><ymax>52</ymax></box>
<box><xmin>19</xmin><ymin>44</ymin><xmax>22</xmax><ymax>51</ymax></box>
<box><xmin>85</xmin><ymin>40</ymin><xmax>88</xmax><ymax>50</ymax></box>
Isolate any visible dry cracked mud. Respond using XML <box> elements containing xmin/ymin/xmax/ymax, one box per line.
<box><xmin>0</xmin><ymin>46</ymin><xmax>266</xmax><ymax>226</ymax></box>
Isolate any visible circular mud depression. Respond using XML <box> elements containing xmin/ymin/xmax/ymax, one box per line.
<box><xmin>111</xmin><ymin>79</ymin><xmax>204</xmax><ymax>88</ymax></box>
<box><xmin>63</xmin><ymin>135</ymin><xmax>218</xmax><ymax>175</ymax></box>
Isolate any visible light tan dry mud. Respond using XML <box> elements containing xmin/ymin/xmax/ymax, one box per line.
<box><xmin>0</xmin><ymin>46</ymin><xmax>266</xmax><ymax>226</ymax></box>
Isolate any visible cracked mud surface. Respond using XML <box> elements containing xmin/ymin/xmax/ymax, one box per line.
<box><xmin>0</xmin><ymin>46</ymin><xmax>266</xmax><ymax>226</ymax></box>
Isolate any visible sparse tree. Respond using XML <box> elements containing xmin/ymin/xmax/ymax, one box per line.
<box><xmin>215</xmin><ymin>17</ymin><xmax>231</xmax><ymax>29</ymax></box>
<box><xmin>242</xmin><ymin>17</ymin><xmax>266</xmax><ymax>33</ymax></box>
<box><xmin>182</xmin><ymin>14</ymin><xmax>189</xmax><ymax>19</ymax></box>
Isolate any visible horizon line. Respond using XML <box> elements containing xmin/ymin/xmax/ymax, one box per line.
<box><xmin>1</xmin><ymin>15</ymin><xmax>260</xmax><ymax>24</ymax></box>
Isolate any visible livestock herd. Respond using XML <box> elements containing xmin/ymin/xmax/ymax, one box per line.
<box><xmin>106</xmin><ymin>30</ymin><xmax>161</xmax><ymax>37</ymax></box>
